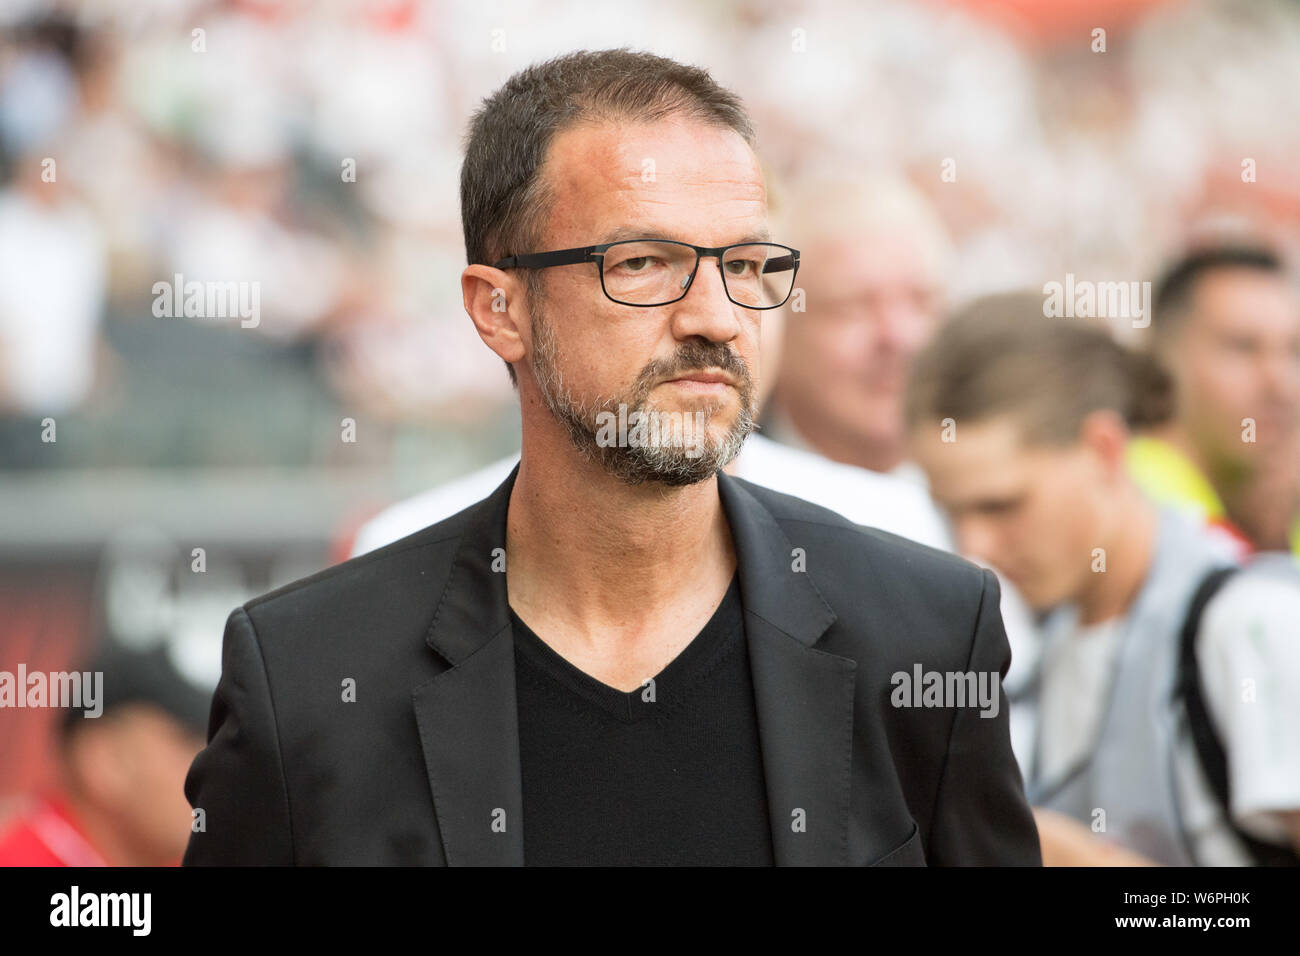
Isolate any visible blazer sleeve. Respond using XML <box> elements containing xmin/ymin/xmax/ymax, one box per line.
<box><xmin>926</xmin><ymin>568</ymin><xmax>1043</xmax><ymax>865</ymax></box>
<box><xmin>183</xmin><ymin>606</ymin><xmax>294</xmax><ymax>865</ymax></box>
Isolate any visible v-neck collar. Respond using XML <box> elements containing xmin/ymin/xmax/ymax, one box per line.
<box><xmin>509</xmin><ymin>573</ymin><xmax>742</xmax><ymax>723</ymax></box>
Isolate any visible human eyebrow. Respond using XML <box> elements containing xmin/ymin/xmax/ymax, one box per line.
<box><xmin>598</xmin><ymin>226</ymin><xmax>775</xmax><ymax>245</ymax></box>
<box><xmin>598</xmin><ymin>226</ymin><xmax>679</xmax><ymax>244</ymax></box>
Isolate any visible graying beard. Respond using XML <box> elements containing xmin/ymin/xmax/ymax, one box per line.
<box><xmin>530</xmin><ymin>315</ymin><xmax>754</xmax><ymax>487</ymax></box>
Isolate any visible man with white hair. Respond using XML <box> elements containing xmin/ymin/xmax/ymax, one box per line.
<box><xmin>764</xmin><ymin>172</ymin><xmax>954</xmax><ymax>480</ymax></box>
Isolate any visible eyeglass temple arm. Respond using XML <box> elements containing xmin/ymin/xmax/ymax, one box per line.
<box><xmin>491</xmin><ymin>247</ymin><xmax>597</xmax><ymax>270</ymax></box>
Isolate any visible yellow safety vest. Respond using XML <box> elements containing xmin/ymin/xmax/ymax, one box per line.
<box><xmin>1126</xmin><ymin>436</ymin><xmax>1300</xmax><ymax>557</ymax></box>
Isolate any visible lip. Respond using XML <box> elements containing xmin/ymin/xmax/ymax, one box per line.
<box><xmin>664</xmin><ymin>370</ymin><xmax>736</xmax><ymax>387</ymax></box>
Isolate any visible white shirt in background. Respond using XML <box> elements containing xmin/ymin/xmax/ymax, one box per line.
<box><xmin>0</xmin><ymin>191</ymin><xmax>105</xmax><ymax>414</ymax></box>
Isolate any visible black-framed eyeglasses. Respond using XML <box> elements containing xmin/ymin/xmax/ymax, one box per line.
<box><xmin>492</xmin><ymin>239</ymin><xmax>800</xmax><ymax>310</ymax></box>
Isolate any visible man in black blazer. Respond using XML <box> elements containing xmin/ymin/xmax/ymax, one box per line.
<box><xmin>183</xmin><ymin>48</ymin><xmax>1040</xmax><ymax>866</ymax></box>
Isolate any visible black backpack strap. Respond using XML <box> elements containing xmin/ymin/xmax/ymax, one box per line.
<box><xmin>1178</xmin><ymin>566</ymin><xmax>1300</xmax><ymax>866</ymax></box>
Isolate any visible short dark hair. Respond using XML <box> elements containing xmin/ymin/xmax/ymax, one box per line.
<box><xmin>1151</xmin><ymin>244</ymin><xmax>1285</xmax><ymax>342</ymax></box>
<box><xmin>905</xmin><ymin>291</ymin><xmax>1173</xmax><ymax>444</ymax></box>
<box><xmin>460</xmin><ymin>48</ymin><xmax>758</xmax><ymax>385</ymax></box>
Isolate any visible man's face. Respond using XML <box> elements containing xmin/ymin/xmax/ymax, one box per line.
<box><xmin>113</xmin><ymin>706</ymin><xmax>205</xmax><ymax>862</ymax></box>
<box><xmin>778</xmin><ymin>231</ymin><xmax>943</xmax><ymax>456</ymax></box>
<box><xmin>910</xmin><ymin>418</ymin><xmax>1109</xmax><ymax>611</ymax></box>
<box><xmin>69</xmin><ymin>703</ymin><xmax>205</xmax><ymax>864</ymax></box>
<box><xmin>1167</xmin><ymin>269</ymin><xmax>1300</xmax><ymax>469</ymax></box>
<box><xmin>520</xmin><ymin>116</ymin><xmax>767</xmax><ymax>486</ymax></box>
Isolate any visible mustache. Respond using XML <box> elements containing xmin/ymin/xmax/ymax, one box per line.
<box><xmin>635</xmin><ymin>341</ymin><xmax>752</xmax><ymax>394</ymax></box>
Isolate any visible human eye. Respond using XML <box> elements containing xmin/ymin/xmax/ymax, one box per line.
<box><xmin>724</xmin><ymin>255</ymin><xmax>762</xmax><ymax>278</ymax></box>
<box><xmin>618</xmin><ymin>255</ymin><xmax>657</xmax><ymax>273</ymax></box>
<box><xmin>606</xmin><ymin>242</ymin><xmax>672</xmax><ymax>275</ymax></box>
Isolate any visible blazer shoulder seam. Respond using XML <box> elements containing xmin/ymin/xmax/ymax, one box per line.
<box><xmin>244</xmin><ymin>530</ymin><xmax>462</xmax><ymax>613</ymax></box>
<box><xmin>774</xmin><ymin>515</ymin><xmax>977</xmax><ymax>577</ymax></box>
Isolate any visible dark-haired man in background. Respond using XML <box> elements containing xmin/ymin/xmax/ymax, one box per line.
<box><xmin>1130</xmin><ymin>244</ymin><xmax>1300</xmax><ymax>557</ymax></box>
<box><xmin>183</xmin><ymin>48</ymin><xmax>1039</xmax><ymax>866</ymax></box>
<box><xmin>907</xmin><ymin>293</ymin><xmax>1300</xmax><ymax>865</ymax></box>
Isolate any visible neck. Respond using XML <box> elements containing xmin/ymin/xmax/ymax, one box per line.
<box><xmin>506</xmin><ymin>417</ymin><xmax>737</xmax><ymax>644</ymax></box>
<box><xmin>1074</xmin><ymin>488</ymin><xmax>1158</xmax><ymax>627</ymax></box>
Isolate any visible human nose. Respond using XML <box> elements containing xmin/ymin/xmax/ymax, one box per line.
<box><xmin>669</xmin><ymin>254</ymin><xmax>745</xmax><ymax>343</ymax></box>
<box><xmin>955</xmin><ymin>515</ymin><xmax>1001</xmax><ymax>568</ymax></box>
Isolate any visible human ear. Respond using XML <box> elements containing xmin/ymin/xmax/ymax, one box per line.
<box><xmin>462</xmin><ymin>264</ymin><xmax>528</xmax><ymax>366</ymax></box>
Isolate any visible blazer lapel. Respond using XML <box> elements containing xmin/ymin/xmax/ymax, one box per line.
<box><xmin>413</xmin><ymin>464</ymin><xmax>525</xmax><ymax>866</ymax></box>
<box><xmin>717</xmin><ymin>472</ymin><xmax>857</xmax><ymax>866</ymax></box>
<box><xmin>412</xmin><ymin>465</ymin><xmax>858</xmax><ymax>867</ymax></box>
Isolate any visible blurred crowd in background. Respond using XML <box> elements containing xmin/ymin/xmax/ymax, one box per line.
<box><xmin>2</xmin><ymin>0</ymin><xmax>1299</xmax><ymax>866</ymax></box>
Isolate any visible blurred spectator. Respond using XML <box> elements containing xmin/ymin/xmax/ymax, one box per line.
<box><xmin>0</xmin><ymin>153</ymin><xmax>106</xmax><ymax>417</ymax></box>
<box><xmin>765</xmin><ymin>173</ymin><xmax>953</xmax><ymax>481</ymax></box>
<box><xmin>1131</xmin><ymin>243</ymin><xmax>1300</xmax><ymax>557</ymax></box>
<box><xmin>906</xmin><ymin>292</ymin><xmax>1300</xmax><ymax>865</ymax></box>
<box><xmin>0</xmin><ymin>642</ymin><xmax>208</xmax><ymax>866</ymax></box>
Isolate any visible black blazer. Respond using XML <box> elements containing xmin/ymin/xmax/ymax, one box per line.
<box><xmin>183</xmin><ymin>465</ymin><xmax>1041</xmax><ymax>866</ymax></box>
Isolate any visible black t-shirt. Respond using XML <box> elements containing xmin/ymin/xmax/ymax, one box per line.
<box><xmin>510</xmin><ymin>573</ymin><xmax>775</xmax><ymax>866</ymax></box>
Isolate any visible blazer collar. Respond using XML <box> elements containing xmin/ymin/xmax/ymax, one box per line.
<box><xmin>423</xmin><ymin>464</ymin><xmax>838</xmax><ymax>659</ymax></box>
<box><xmin>715</xmin><ymin>468</ymin><xmax>838</xmax><ymax>644</ymax></box>
<box><xmin>415</xmin><ymin>461</ymin><xmax>852</xmax><ymax>865</ymax></box>
<box><xmin>422</xmin><ymin>463</ymin><xmax>517</xmax><ymax>666</ymax></box>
